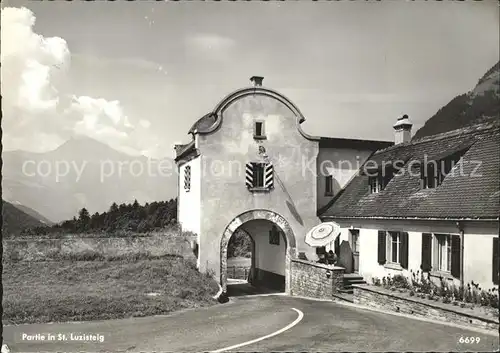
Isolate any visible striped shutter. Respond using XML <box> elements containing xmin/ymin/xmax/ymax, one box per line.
<box><xmin>264</xmin><ymin>163</ymin><xmax>274</xmax><ymax>189</ymax></box>
<box><xmin>184</xmin><ymin>166</ymin><xmax>191</xmax><ymax>191</ymax></box>
<box><xmin>245</xmin><ymin>163</ymin><xmax>254</xmax><ymax>188</ymax></box>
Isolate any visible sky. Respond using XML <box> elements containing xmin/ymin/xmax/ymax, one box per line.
<box><xmin>1</xmin><ymin>0</ymin><xmax>499</xmax><ymax>159</ymax></box>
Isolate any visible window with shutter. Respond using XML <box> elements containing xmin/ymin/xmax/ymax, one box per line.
<box><xmin>245</xmin><ymin>162</ymin><xmax>274</xmax><ymax>190</ymax></box>
<box><xmin>184</xmin><ymin>165</ymin><xmax>191</xmax><ymax>191</ymax></box>
<box><xmin>493</xmin><ymin>237</ymin><xmax>499</xmax><ymax>285</ymax></box>
<box><xmin>421</xmin><ymin>233</ymin><xmax>432</xmax><ymax>272</ymax></box>
<box><xmin>377</xmin><ymin>231</ymin><xmax>386</xmax><ymax>265</ymax></box>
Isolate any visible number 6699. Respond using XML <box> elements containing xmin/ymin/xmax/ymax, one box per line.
<box><xmin>458</xmin><ymin>336</ymin><xmax>480</xmax><ymax>344</ymax></box>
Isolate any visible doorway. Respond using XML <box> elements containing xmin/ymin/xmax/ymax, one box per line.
<box><xmin>349</xmin><ymin>229</ymin><xmax>360</xmax><ymax>273</ymax></box>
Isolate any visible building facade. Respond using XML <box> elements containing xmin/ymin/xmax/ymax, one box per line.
<box><xmin>174</xmin><ymin>77</ymin><xmax>391</xmax><ymax>293</ymax></box>
<box><xmin>320</xmin><ymin>121</ymin><xmax>500</xmax><ymax>291</ymax></box>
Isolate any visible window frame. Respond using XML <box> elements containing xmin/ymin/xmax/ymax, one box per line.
<box><xmin>184</xmin><ymin>165</ymin><xmax>191</xmax><ymax>192</ymax></box>
<box><xmin>388</xmin><ymin>231</ymin><xmax>401</xmax><ymax>265</ymax></box>
<box><xmin>246</xmin><ymin>161</ymin><xmax>274</xmax><ymax>192</ymax></box>
<box><xmin>253</xmin><ymin>120</ymin><xmax>266</xmax><ymax>140</ymax></box>
<box><xmin>252</xmin><ymin>162</ymin><xmax>265</xmax><ymax>188</ymax></box>
<box><xmin>428</xmin><ymin>232</ymin><xmax>461</xmax><ymax>279</ymax></box>
<box><xmin>325</xmin><ymin>175</ymin><xmax>334</xmax><ymax>196</ymax></box>
<box><xmin>435</xmin><ymin>233</ymin><xmax>452</xmax><ymax>273</ymax></box>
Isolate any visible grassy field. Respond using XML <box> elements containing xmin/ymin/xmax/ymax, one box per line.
<box><xmin>3</xmin><ymin>257</ymin><xmax>220</xmax><ymax>325</ymax></box>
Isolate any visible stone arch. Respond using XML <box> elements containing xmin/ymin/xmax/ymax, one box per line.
<box><xmin>220</xmin><ymin>209</ymin><xmax>297</xmax><ymax>294</ymax></box>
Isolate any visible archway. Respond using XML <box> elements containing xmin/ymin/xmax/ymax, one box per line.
<box><xmin>220</xmin><ymin>209</ymin><xmax>297</xmax><ymax>294</ymax></box>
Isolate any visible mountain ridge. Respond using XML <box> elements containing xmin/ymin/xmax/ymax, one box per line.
<box><xmin>413</xmin><ymin>61</ymin><xmax>499</xmax><ymax>139</ymax></box>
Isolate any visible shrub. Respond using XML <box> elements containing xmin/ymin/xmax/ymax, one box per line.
<box><xmin>392</xmin><ymin>274</ymin><xmax>410</xmax><ymax>289</ymax></box>
<box><xmin>409</xmin><ymin>290</ymin><xmax>415</xmax><ymax>296</ymax></box>
<box><xmin>442</xmin><ymin>297</ymin><xmax>451</xmax><ymax>304</ymax></box>
<box><xmin>372</xmin><ymin>277</ymin><xmax>381</xmax><ymax>286</ymax></box>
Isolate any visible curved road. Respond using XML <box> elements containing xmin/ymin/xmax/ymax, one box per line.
<box><xmin>3</xmin><ymin>295</ymin><xmax>498</xmax><ymax>352</ymax></box>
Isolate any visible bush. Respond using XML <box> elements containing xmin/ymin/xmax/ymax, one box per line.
<box><xmin>372</xmin><ymin>277</ymin><xmax>381</xmax><ymax>286</ymax></box>
<box><xmin>392</xmin><ymin>274</ymin><xmax>410</xmax><ymax>289</ymax></box>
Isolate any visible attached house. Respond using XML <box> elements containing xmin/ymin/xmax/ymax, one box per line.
<box><xmin>174</xmin><ymin>76</ymin><xmax>498</xmax><ymax>294</ymax></box>
<box><xmin>319</xmin><ymin>119</ymin><xmax>500</xmax><ymax>291</ymax></box>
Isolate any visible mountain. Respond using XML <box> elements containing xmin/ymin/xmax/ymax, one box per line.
<box><xmin>2</xmin><ymin>200</ymin><xmax>45</xmax><ymax>236</ymax></box>
<box><xmin>9</xmin><ymin>202</ymin><xmax>54</xmax><ymax>225</ymax></box>
<box><xmin>413</xmin><ymin>61</ymin><xmax>500</xmax><ymax>140</ymax></box>
<box><xmin>2</xmin><ymin>136</ymin><xmax>177</xmax><ymax>222</ymax></box>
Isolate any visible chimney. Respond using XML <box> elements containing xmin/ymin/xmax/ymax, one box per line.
<box><xmin>393</xmin><ymin>114</ymin><xmax>413</xmax><ymax>144</ymax></box>
<box><xmin>250</xmin><ymin>76</ymin><xmax>264</xmax><ymax>87</ymax></box>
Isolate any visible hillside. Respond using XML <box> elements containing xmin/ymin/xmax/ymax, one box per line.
<box><xmin>2</xmin><ymin>135</ymin><xmax>177</xmax><ymax>222</ymax></box>
<box><xmin>2</xmin><ymin>200</ymin><xmax>45</xmax><ymax>236</ymax></box>
<box><xmin>413</xmin><ymin>61</ymin><xmax>499</xmax><ymax>139</ymax></box>
<box><xmin>21</xmin><ymin>198</ymin><xmax>178</xmax><ymax>236</ymax></box>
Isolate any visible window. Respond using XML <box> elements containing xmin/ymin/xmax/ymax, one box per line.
<box><xmin>253</xmin><ymin>163</ymin><xmax>265</xmax><ymax>187</ymax></box>
<box><xmin>436</xmin><ymin>234</ymin><xmax>451</xmax><ymax>272</ymax></box>
<box><xmin>350</xmin><ymin>229</ymin><xmax>360</xmax><ymax>253</ymax></box>
<box><xmin>254</xmin><ymin>121</ymin><xmax>266</xmax><ymax>139</ymax></box>
<box><xmin>422</xmin><ymin>153</ymin><xmax>463</xmax><ymax>189</ymax></box>
<box><xmin>184</xmin><ymin>165</ymin><xmax>191</xmax><ymax>191</ymax></box>
<box><xmin>368</xmin><ymin>167</ymin><xmax>394</xmax><ymax>193</ymax></box>
<box><xmin>325</xmin><ymin>175</ymin><xmax>333</xmax><ymax>196</ymax></box>
<box><xmin>377</xmin><ymin>230</ymin><xmax>408</xmax><ymax>268</ymax></box>
<box><xmin>269</xmin><ymin>225</ymin><xmax>280</xmax><ymax>245</ymax></box>
<box><xmin>245</xmin><ymin>162</ymin><xmax>274</xmax><ymax>190</ymax></box>
<box><xmin>421</xmin><ymin>233</ymin><xmax>461</xmax><ymax>278</ymax></box>
<box><xmin>390</xmin><ymin>231</ymin><xmax>401</xmax><ymax>263</ymax></box>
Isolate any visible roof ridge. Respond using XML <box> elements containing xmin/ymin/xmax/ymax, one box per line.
<box><xmin>373</xmin><ymin>120</ymin><xmax>500</xmax><ymax>155</ymax></box>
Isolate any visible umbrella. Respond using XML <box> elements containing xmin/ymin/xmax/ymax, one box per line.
<box><xmin>305</xmin><ymin>222</ymin><xmax>341</xmax><ymax>247</ymax></box>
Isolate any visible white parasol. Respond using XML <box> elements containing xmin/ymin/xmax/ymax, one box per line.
<box><xmin>305</xmin><ymin>222</ymin><xmax>341</xmax><ymax>247</ymax></box>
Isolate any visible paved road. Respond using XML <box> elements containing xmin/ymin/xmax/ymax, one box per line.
<box><xmin>3</xmin><ymin>294</ymin><xmax>498</xmax><ymax>352</ymax></box>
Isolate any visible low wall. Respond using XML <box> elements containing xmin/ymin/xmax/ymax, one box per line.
<box><xmin>227</xmin><ymin>265</ymin><xmax>251</xmax><ymax>280</ymax></box>
<box><xmin>290</xmin><ymin>258</ymin><xmax>344</xmax><ymax>300</ymax></box>
<box><xmin>353</xmin><ymin>284</ymin><xmax>499</xmax><ymax>332</ymax></box>
<box><xmin>3</xmin><ymin>232</ymin><xmax>197</xmax><ymax>263</ymax></box>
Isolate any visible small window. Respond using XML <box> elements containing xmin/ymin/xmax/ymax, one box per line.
<box><xmin>184</xmin><ymin>165</ymin><xmax>191</xmax><ymax>191</ymax></box>
<box><xmin>254</xmin><ymin>121</ymin><xmax>266</xmax><ymax>139</ymax></box>
<box><xmin>269</xmin><ymin>225</ymin><xmax>280</xmax><ymax>245</ymax></box>
<box><xmin>369</xmin><ymin>176</ymin><xmax>380</xmax><ymax>193</ymax></box>
<box><xmin>422</xmin><ymin>162</ymin><xmax>438</xmax><ymax>189</ymax></box>
<box><xmin>368</xmin><ymin>167</ymin><xmax>394</xmax><ymax>193</ymax></box>
<box><xmin>325</xmin><ymin>175</ymin><xmax>333</xmax><ymax>196</ymax></box>
<box><xmin>422</xmin><ymin>154</ymin><xmax>463</xmax><ymax>189</ymax></box>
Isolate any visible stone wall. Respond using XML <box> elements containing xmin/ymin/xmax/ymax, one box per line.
<box><xmin>290</xmin><ymin>258</ymin><xmax>344</xmax><ymax>300</ymax></box>
<box><xmin>3</xmin><ymin>233</ymin><xmax>197</xmax><ymax>263</ymax></box>
<box><xmin>227</xmin><ymin>265</ymin><xmax>251</xmax><ymax>280</ymax></box>
<box><xmin>353</xmin><ymin>284</ymin><xmax>499</xmax><ymax>332</ymax></box>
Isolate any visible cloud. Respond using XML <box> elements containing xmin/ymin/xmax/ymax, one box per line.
<box><xmin>0</xmin><ymin>7</ymin><xmax>139</xmax><ymax>154</ymax></box>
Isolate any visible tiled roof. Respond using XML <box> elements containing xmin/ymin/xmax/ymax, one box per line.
<box><xmin>320</xmin><ymin>121</ymin><xmax>500</xmax><ymax>220</ymax></box>
<box><xmin>174</xmin><ymin>140</ymin><xmax>196</xmax><ymax>161</ymax></box>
